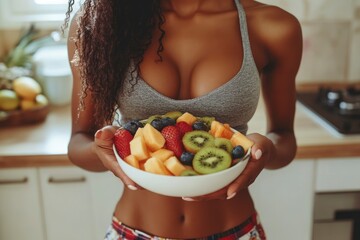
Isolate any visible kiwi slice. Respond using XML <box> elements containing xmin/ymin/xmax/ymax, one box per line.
<box><xmin>182</xmin><ymin>130</ymin><xmax>215</xmax><ymax>153</ymax></box>
<box><xmin>193</xmin><ymin>147</ymin><xmax>232</xmax><ymax>174</ymax></box>
<box><xmin>197</xmin><ymin>116</ymin><xmax>215</xmax><ymax>129</ymax></box>
<box><xmin>214</xmin><ymin>138</ymin><xmax>233</xmax><ymax>153</ymax></box>
<box><xmin>180</xmin><ymin>169</ymin><xmax>199</xmax><ymax>176</ymax></box>
<box><xmin>163</xmin><ymin>111</ymin><xmax>183</xmax><ymax>120</ymax></box>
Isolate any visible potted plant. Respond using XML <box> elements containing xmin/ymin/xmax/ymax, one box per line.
<box><xmin>0</xmin><ymin>25</ymin><xmax>53</xmax><ymax>127</ymax></box>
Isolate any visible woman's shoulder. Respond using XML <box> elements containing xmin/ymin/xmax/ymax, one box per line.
<box><xmin>243</xmin><ymin>1</ymin><xmax>302</xmax><ymax>59</ymax></box>
<box><xmin>245</xmin><ymin>1</ymin><xmax>302</xmax><ymax>41</ymax></box>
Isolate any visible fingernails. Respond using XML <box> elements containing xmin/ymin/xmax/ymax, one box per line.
<box><xmin>182</xmin><ymin>197</ymin><xmax>195</xmax><ymax>201</ymax></box>
<box><xmin>95</xmin><ymin>130</ymin><xmax>102</xmax><ymax>138</ymax></box>
<box><xmin>227</xmin><ymin>192</ymin><xmax>237</xmax><ymax>200</ymax></box>
<box><xmin>255</xmin><ymin>149</ymin><xmax>262</xmax><ymax>160</ymax></box>
<box><xmin>127</xmin><ymin>185</ymin><xmax>138</xmax><ymax>191</ymax></box>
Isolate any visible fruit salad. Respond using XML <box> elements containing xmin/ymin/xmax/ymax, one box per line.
<box><xmin>114</xmin><ymin>111</ymin><xmax>254</xmax><ymax>176</ymax></box>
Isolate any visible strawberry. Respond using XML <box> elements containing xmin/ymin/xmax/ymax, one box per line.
<box><xmin>161</xmin><ymin>125</ymin><xmax>184</xmax><ymax>158</ymax></box>
<box><xmin>113</xmin><ymin>128</ymin><xmax>134</xmax><ymax>159</ymax></box>
<box><xmin>176</xmin><ymin>121</ymin><xmax>193</xmax><ymax>138</ymax></box>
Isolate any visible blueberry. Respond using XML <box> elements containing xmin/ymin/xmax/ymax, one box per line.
<box><xmin>124</xmin><ymin>120</ymin><xmax>143</xmax><ymax>135</ymax></box>
<box><xmin>150</xmin><ymin>118</ymin><xmax>165</xmax><ymax>131</ymax></box>
<box><xmin>180</xmin><ymin>152</ymin><xmax>195</xmax><ymax>166</ymax></box>
<box><xmin>232</xmin><ymin>145</ymin><xmax>245</xmax><ymax>159</ymax></box>
<box><xmin>192</xmin><ymin>121</ymin><xmax>209</xmax><ymax>131</ymax></box>
<box><xmin>161</xmin><ymin>117</ymin><xmax>176</xmax><ymax>127</ymax></box>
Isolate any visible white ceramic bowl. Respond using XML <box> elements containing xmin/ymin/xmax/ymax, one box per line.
<box><xmin>114</xmin><ymin>145</ymin><xmax>251</xmax><ymax>197</ymax></box>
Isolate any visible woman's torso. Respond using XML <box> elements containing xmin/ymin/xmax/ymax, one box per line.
<box><xmin>115</xmin><ymin>0</ymin><xmax>264</xmax><ymax>238</ymax></box>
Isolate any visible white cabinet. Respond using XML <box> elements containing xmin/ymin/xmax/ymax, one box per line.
<box><xmin>0</xmin><ymin>168</ymin><xmax>45</xmax><ymax>240</ymax></box>
<box><xmin>0</xmin><ymin>166</ymin><xmax>123</xmax><ymax>240</ymax></box>
<box><xmin>87</xmin><ymin>171</ymin><xmax>124</xmax><ymax>240</ymax></box>
<box><xmin>39</xmin><ymin>167</ymin><xmax>95</xmax><ymax>240</ymax></box>
<box><xmin>249</xmin><ymin>160</ymin><xmax>316</xmax><ymax>240</ymax></box>
<box><xmin>315</xmin><ymin>157</ymin><xmax>360</xmax><ymax>192</ymax></box>
<box><xmin>312</xmin><ymin>157</ymin><xmax>360</xmax><ymax>240</ymax></box>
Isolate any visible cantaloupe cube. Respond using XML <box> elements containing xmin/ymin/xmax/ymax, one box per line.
<box><xmin>210</xmin><ymin>120</ymin><xmax>234</xmax><ymax>139</ymax></box>
<box><xmin>164</xmin><ymin>156</ymin><xmax>186</xmax><ymax>176</ymax></box>
<box><xmin>144</xmin><ymin>157</ymin><xmax>172</xmax><ymax>175</ymax></box>
<box><xmin>150</xmin><ymin>148</ymin><xmax>174</xmax><ymax>162</ymax></box>
<box><xmin>130</xmin><ymin>136</ymin><xmax>150</xmax><ymax>161</ymax></box>
<box><xmin>221</xmin><ymin>127</ymin><xmax>234</xmax><ymax>139</ymax></box>
<box><xmin>139</xmin><ymin>161</ymin><xmax>146</xmax><ymax>171</ymax></box>
<box><xmin>214</xmin><ymin>125</ymin><xmax>225</xmax><ymax>138</ymax></box>
<box><xmin>176</xmin><ymin>112</ymin><xmax>197</xmax><ymax>125</ymax></box>
<box><xmin>124</xmin><ymin>155</ymin><xmax>140</xmax><ymax>169</ymax></box>
<box><xmin>230</xmin><ymin>132</ymin><xmax>254</xmax><ymax>152</ymax></box>
<box><xmin>143</xmin><ymin>124</ymin><xmax>166</xmax><ymax>152</ymax></box>
<box><xmin>209</xmin><ymin>120</ymin><xmax>221</xmax><ymax>136</ymax></box>
<box><xmin>134</xmin><ymin>127</ymin><xmax>144</xmax><ymax>138</ymax></box>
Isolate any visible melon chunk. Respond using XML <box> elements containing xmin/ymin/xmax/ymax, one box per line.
<box><xmin>139</xmin><ymin>161</ymin><xmax>146</xmax><ymax>171</ymax></box>
<box><xmin>130</xmin><ymin>136</ymin><xmax>150</xmax><ymax>161</ymax></box>
<box><xmin>143</xmin><ymin>124</ymin><xmax>166</xmax><ymax>152</ymax></box>
<box><xmin>230</xmin><ymin>132</ymin><xmax>254</xmax><ymax>152</ymax></box>
<box><xmin>210</xmin><ymin>120</ymin><xmax>234</xmax><ymax>139</ymax></box>
<box><xmin>164</xmin><ymin>156</ymin><xmax>187</xmax><ymax>176</ymax></box>
<box><xmin>150</xmin><ymin>148</ymin><xmax>174</xmax><ymax>162</ymax></box>
<box><xmin>124</xmin><ymin>155</ymin><xmax>140</xmax><ymax>169</ymax></box>
<box><xmin>144</xmin><ymin>157</ymin><xmax>172</xmax><ymax>175</ymax></box>
<box><xmin>134</xmin><ymin>127</ymin><xmax>144</xmax><ymax>138</ymax></box>
<box><xmin>176</xmin><ymin>112</ymin><xmax>197</xmax><ymax>125</ymax></box>
<box><xmin>222</xmin><ymin>124</ymin><xmax>234</xmax><ymax>139</ymax></box>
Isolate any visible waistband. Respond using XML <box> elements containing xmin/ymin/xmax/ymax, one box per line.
<box><xmin>108</xmin><ymin>212</ymin><xmax>265</xmax><ymax>240</ymax></box>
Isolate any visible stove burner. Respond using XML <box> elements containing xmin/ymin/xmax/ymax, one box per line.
<box><xmin>318</xmin><ymin>87</ymin><xmax>360</xmax><ymax>116</ymax></box>
<box><xmin>297</xmin><ymin>85</ymin><xmax>360</xmax><ymax>135</ymax></box>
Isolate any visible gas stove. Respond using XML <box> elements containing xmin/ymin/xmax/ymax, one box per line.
<box><xmin>297</xmin><ymin>85</ymin><xmax>360</xmax><ymax>135</ymax></box>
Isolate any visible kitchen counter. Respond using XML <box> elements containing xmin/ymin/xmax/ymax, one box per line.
<box><xmin>1</xmin><ymin>98</ymin><xmax>360</xmax><ymax>168</ymax></box>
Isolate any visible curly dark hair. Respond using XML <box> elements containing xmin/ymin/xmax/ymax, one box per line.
<box><xmin>64</xmin><ymin>0</ymin><xmax>165</xmax><ymax>126</ymax></box>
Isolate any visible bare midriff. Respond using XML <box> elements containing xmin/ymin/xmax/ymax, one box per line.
<box><xmin>114</xmin><ymin>189</ymin><xmax>255</xmax><ymax>238</ymax></box>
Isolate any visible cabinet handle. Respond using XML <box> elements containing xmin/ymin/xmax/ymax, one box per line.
<box><xmin>48</xmin><ymin>176</ymin><xmax>86</xmax><ymax>184</ymax></box>
<box><xmin>0</xmin><ymin>177</ymin><xmax>28</xmax><ymax>184</ymax></box>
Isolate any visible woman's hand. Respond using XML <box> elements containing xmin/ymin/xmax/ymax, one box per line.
<box><xmin>94</xmin><ymin>125</ymin><xmax>140</xmax><ymax>190</ymax></box>
<box><xmin>182</xmin><ymin>133</ymin><xmax>275</xmax><ymax>201</ymax></box>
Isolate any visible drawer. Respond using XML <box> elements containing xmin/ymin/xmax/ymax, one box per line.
<box><xmin>315</xmin><ymin>158</ymin><xmax>360</xmax><ymax>192</ymax></box>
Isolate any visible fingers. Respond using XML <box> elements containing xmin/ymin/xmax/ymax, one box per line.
<box><xmin>94</xmin><ymin>125</ymin><xmax>140</xmax><ymax>190</ymax></box>
<box><xmin>94</xmin><ymin>126</ymin><xmax>119</xmax><ymax>147</ymax></box>
<box><xmin>226</xmin><ymin>171</ymin><xmax>256</xmax><ymax>198</ymax></box>
<box><xmin>108</xmin><ymin>158</ymin><xmax>140</xmax><ymax>190</ymax></box>
<box><xmin>246</xmin><ymin>133</ymin><xmax>266</xmax><ymax>160</ymax></box>
<box><xmin>246</xmin><ymin>133</ymin><xmax>275</xmax><ymax>164</ymax></box>
<box><xmin>226</xmin><ymin>133</ymin><xmax>271</xmax><ymax>198</ymax></box>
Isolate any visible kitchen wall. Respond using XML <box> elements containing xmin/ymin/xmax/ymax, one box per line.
<box><xmin>259</xmin><ymin>0</ymin><xmax>360</xmax><ymax>84</ymax></box>
<box><xmin>1</xmin><ymin>0</ymin><xmax>360</xmax><ymax>85</ymax></box>
<box><xmin>0</xmin><ymin>28</ymin><xmax>55</xmax><ymax>62</ymax></box>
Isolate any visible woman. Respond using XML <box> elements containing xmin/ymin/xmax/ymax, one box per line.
<box><xmin>65</xmin><ymin>0</ymin><xmax>302</xmax><ymax>239</ymax></box>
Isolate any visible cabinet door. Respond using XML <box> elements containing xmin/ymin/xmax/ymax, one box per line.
<box><xmin>0</xmin><ymin>168</ymin><xmax>45</xmax><ymax>240</ymax></box>
<box><xmin>249</xmin><ymin>160</ymin><xmax>315</xmax><ymax>240</ymax></box>
<box><xmin>315</xmin><ymin>157</ymin><xmax>360</xmax><ymax>192</ymax></box>
<box><xmin>87</xmin><ymin>171</ymin><xmax>124</xmax><ymax>240</ymax></box>
<box><xmin>39</xmin><ymin>167</ymin><xmax>95</xmax><ymax>240</ymax></box>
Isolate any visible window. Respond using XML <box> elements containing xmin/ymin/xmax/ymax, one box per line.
<box><xmin>0</xmin><ymin>0</ymin><xmax>80</xmax><ymax>29</ymax></box>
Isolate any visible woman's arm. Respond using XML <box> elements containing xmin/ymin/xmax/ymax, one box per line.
<box><xmin>66</xmin><ymin>14</ymin><xmax>107</xmax><ymax>172</ymax></box>
<box><xmin>225</xmin><ymin>7</ymin><xmax>303</xmax><ymax>199</ymax></box>
<box><xmin>258</xmin><ymin>6</ymin><xmax>303</xmax><ymax>169</ymax></box>
<box><xmin>66</xmin><ymin>15</ymin><xmax>138</xmax><ymax>189</ymax></box>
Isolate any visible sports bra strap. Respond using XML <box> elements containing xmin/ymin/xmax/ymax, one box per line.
<box><xmin>234</xmin><ymin>0</ymin><xmax>252</xmax><ymax>59</ymax></box>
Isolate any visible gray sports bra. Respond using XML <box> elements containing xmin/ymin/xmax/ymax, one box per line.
<box><xmin>117</xmin><ymin>0</ymin><xmax>260</xmax><ymax>134</ymax></box>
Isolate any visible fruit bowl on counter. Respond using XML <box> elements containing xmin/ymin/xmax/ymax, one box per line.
<box><xmin>113</xmin><ymin>111</ymin><xmax>253</xmax><ymax>197</ymax></box>
<box><xmin>0</xmin><ymin>75</ymin><xmax>50</xmax><ymax>128</ymax></box>
<box><xmin>0</xmin><ymin>104</ymin><xmax>50</xmax><ymax>127</ymax></box>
